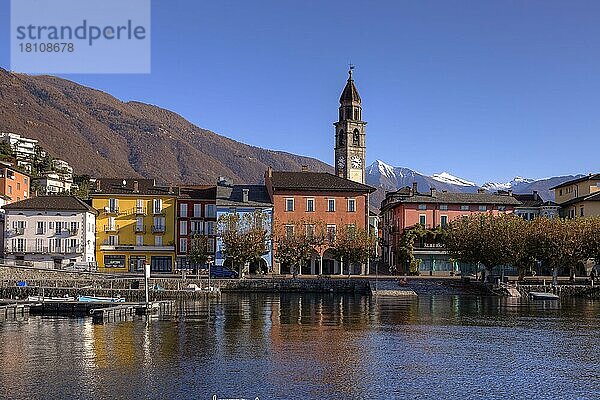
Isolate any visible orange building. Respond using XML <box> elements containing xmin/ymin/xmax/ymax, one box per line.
<box><xmin>265</xmin><ymin>167</ymin><xmax>375</xmax><ymax>275</ymax></box>
<box><xmin>0</xmin><ymin>161</ymin><xmax>30</xmax><ymax>206</ymax></box>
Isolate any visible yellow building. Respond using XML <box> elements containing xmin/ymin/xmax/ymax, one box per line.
<box><xmin>91</xmin><ymin>178</ymin><xmax>177</xmax><ymax>273</ymax></box>
<box><xmin>552</xmin><ymin>173</ymin><xmax>600</xmax><ymax>218</ymax></box>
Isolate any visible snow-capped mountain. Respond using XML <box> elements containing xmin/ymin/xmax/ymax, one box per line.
<box><xmin>366</xmin><ymin>160</ymin><xmax>583</xmax><ymax>209</ymax></box>
<box><xmin>431</xmin><ymin>172</ymin><xmax>476</xmax><ymax>187</ymax></box>
<box><xmin>481</xmin><ymin>176</ymin><xmax>535</xmax><ymax>192</ymax></box>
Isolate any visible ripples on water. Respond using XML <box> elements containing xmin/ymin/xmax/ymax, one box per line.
<box><xmin>0</xmin><ymin>294</ymin><xmax>599</xmax><ymax>400</ymax></box>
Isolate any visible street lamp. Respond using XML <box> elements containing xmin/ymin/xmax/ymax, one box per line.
<box><xmin>207</xmin><ymin>256</ymin><xmax>214</xmax><ymax>291</ymax></box>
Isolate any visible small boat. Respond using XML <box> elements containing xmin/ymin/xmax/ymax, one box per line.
<box><xmin>27</xmin><ymin>296</ymin><xmax>76</xmax><ymax>302</ymax></box>
<box><xmin>529</xmin><ymin>291</ymin><xmax>559</xmax><ymax>300</ymax></box>
<box><xmin>77</xmin><ymin>295</ymin><xmax>125</xmax><ymax>303</ymax></box>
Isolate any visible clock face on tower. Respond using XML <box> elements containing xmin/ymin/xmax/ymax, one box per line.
<box><xmin>351</xmin><ymin>156</ymin><xmax>362</xmax><ymax>169</ymax></box>
<box><xmin>337</xmin><ymin>156</ymin><xmax>346</xmax><ymax>169</ymax></box>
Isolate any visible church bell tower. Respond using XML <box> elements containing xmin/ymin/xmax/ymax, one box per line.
<box><xmin>334</xmin><ymin>67</ymin><xmax>366</xmax><ymax>184</ymax></box>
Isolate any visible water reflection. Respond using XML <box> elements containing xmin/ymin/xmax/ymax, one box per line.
<box><xmin>0</xmin><ymin>294</ymin><xmax>598</xmax><ymax>399</ymax></box>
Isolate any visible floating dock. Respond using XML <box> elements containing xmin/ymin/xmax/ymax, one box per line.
<box><xmin>0</xmin><ymin>299</ymin><xmax>174</xmax><ymax>324</ymax></box>
<box><xmin>0</xmin><ymin>303</ymin><xmax>30</xmax><ymax>321</ymax></box>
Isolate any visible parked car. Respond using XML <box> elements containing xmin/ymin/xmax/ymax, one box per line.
<box><xmin>209</xmin><ymin>265</ymin><xmax>239</xmax><ymax>279</ymax></box>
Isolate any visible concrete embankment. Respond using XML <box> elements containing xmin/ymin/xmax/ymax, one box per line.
<box><xmin>0</xmin><ymin>266</ymin><xmax>371</xmax><ymax>301</ymax></box>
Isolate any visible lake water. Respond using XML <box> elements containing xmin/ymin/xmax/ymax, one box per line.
<box><xmin>0</xmin><ymin>293</ymin><xmax>599</xmax><ymax>399</ymax></box>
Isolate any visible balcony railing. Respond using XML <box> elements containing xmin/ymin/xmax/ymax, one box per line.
<box><xmin>104</xmin><ymin>224</ymin><xmax>119</xmax><ymax>232</ymax></box>
<box><xmin>152</xmin><ymin>225</ymin><xmax>166</xmax><ymax>234</ymax></box>
<box><xmin>153</xmin><ymin>208</ymin><xmax>165</xmax><ymax>216</ymax></box>
<box><xmin>68</xmin><ymin>228</ymin><xmax>78</xmax><ymax>236</ymax></box>
<box><xmin>134</xmin><ymin>207</ymin><xmax>147</xmax><ymax>215</ymax></box>
<box><xmin>13</xmin><ymin>227</ymin><xmax>25</xmax><ymax>235</ymax></box>
<box><xmin>104</xmin><ymin>207</ymin><xmax>120</xmax><ymax>215</ymax></box>
<box><xmin>134</xmin><ymin>224</ymin><xmax>146</xmax><ymax>234</ymax></box>
<box><xmin>5</xmin><ymin>245</ymin><xmax>84</xmax><ymax>254</ymax></box>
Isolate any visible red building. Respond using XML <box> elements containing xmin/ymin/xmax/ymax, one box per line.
<box><xmin>265</xmin><ymin>167</ymin><xmax>375</xmax><ymax>275</ymax></box>
<box><xmin>175</xmin><ymin>186</ymin><xmax>217</xmax><ymax>271</ymax></box>
<box><xmin>380</xmin><ymin>183</ymin><xmax>521</xmax><ymax>275</ymax></box>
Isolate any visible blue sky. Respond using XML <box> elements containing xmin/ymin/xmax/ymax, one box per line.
<box><xmin>1</xmin><ymin>0</ymin><xmax>599</xmax><ymax>184</ymax></box>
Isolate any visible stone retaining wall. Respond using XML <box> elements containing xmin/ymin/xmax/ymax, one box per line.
<box><xmin>517</xmin><ymin>284</ymin><xmax>599</xmax><ymax>298</ymax></box>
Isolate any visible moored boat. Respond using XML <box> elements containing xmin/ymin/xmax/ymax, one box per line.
<box><xmin>529</xmin><ymin>291</ymin><xmax>559</xmax><ymax>300</ymax></box>
<box><xmin>27</xmin><ymin>296</ymin><xmax>76</xmax><ymax>302</ymax></box>
<box><xmin>77</xmin><ymin>295</ymin><xmax>125</xmax><ymax>303</ymax></box>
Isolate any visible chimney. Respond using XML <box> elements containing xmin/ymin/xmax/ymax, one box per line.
<box><xmin>508</xmin><ymin>189</ymin><xmax>513</xmax><ymax>197</ymax></box>
<box><xmin>301</xmin><ymin>165</ymin><xmax>308</xmax><ymax>172</ymax></box>
<box><xmin>242</xmin><ymin>188</ymin><xmax>249</xmax><ymax>203</ymax></box>
<box><xmin>477</xmin><ymin>188</ymin><xmax>486</xmax><ymax>194</ymax></box>
<box><xmin>95</xmin><ymin>179</ymin><xmax>101</xmax><ymax>192</ymax></box>
<box><xmin>430</xmin><ymin>187</ymin><xmax>437</xmax><ymax>197</ymax></box>
<box><xmin>412</xmin><ymin>182</ymin><xmax>418</xmax><ymax>195</ymax></box>
<box><xmin>267</xmin><ymin>166</ymin><xmax>273</xmax><ymax>178</ymax></box>
<box><xmin>133</xmin><ymin>180</ymin><xmax>139</xmax><ymax>193</ymax></box>
<box><xmin>533</xmin><ymin>190</ymin><xmax>539</xmax><ymax>200</ymax></box>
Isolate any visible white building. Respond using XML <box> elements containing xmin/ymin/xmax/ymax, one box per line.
<box><xmin>3</xmin><ymin>196</ymin><xmax>97</xmax><ymax>269</ymax></box>
<box><xmin>0</xmin><ymin>132</ymin><xmax>38</xmax><ymax>172</ymax></box>
<box><xmin>33</xmin><ymin>172</ymin><xmax>73</xmax><ymax>195</ymax></box>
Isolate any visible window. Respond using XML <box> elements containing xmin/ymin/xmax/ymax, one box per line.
<box><xmin>285</xmin><ymin>198</ymin><xmax>294</xmax><ymax>212</ymax></box>
<box><xmin>498</xmin><ymin>205</ymin><xmax>506</xmax><ymax>212</ymax></box>
<box><xmin>478</xmin><ymin>205</ymin><xmax>487</xmax><ymax>211</ymax></box>
<box><xmin>441</xmin><ymin>215</ymin><xmax>448</xmax><ymax>228</ymax></box>
<box><xmin>155</xmin><ymin>236</ymin><xmax>163</xmax><ymax>246</ymax></box>
<box><xmin>418</xmin><ymin>204</ymin><xmax>427</xmax><ymax>210</ymax></box>
<box><xmin>194</xmin><ymin>204</ymin><xmax>202</xmax><ymax>217</ymax></box>
<box><xmin>179</xmin><ymin>238</ymin><xmax>188</xmax><ymax>253</ymax></box>
<box><xmin>326</xmin><ymin>224</ymin><xmax>336</xmax><ymax>242</ymax></box>
<box><xmin>180</xmin><ymin>203</ymin><xmax>188</xmax><ymax>218</ymax></box>
<box><xmin>7</xmin><ymin>185</ymin><xmax>11</xmax><ymax>194</ymax></box>
<box><xmin>150</xmin><ymin>256</ymin><xmax>172</xmax><ymax>272</ymax></box>
<box><xmin>347</xmin><ymin>198</ymin><xmax>356</xmax><ymax>212</ymax></box>
<box><xmin>207</xmin><ymin>238</ymin><xmax>215</xmax><ymax>253</ymax></box>
<box><xmin>439</xmin><ymin>204</ymin><xmax>448</xmax><ymax>211</ymax></box>
<box><xmin>191</xmin><ymin>220</ymin><xmax>203</xmax><ymax>235</ymax></box>
<box><xmin>136</xmin><ymin>199</ymin><xmax>145</xmax><ymax>214</ymax></box>
<box><xmin>306</xmin><ymin>224</ymin><xmax>315</xmax><ymax>239</ymax></box>
<box><xmin>107</xmin><ymin>217</ymin><xmax>116</xmax><ymax>231</ymax></box>
<box><xmin>109</xmin><ymin>198</ymin><xmax>118</xmax><ymax>213</ymax></box>
<box><xmin>580</xmin><ymin>207</ymin><xmax>584</xmax><ymax>217</ymax></box>
<box><xmin>419</xmin><ymin>215</ymin><xmax>426</xmax><ymax>226</ymax></box>
<box><xmin>107</xmin><ymin>235</ymin><xmax>118</xmax><ymax>245</ymax></box>
<box><xmin>153</xmin><ymin>199</ymin><xmax>163</xmax><ymax>214</ymax></box>
<box><xmin>135</xmin><ymin>217</ymin><xmax>144</xmax><ymax>232</ymax></box>
<box><xmin>205</xmin><ymin>204</ymin><xmax>216</xmax><ymax>218</ymax></box>
<box><xmin>35</xmin><ymin>238</ymin><xmax>45</xmax><ymax>252</ymax></box>
<box><xmin>12</xmin><ymin>238</ymin><xmax>26</xmax><ymax>252</ymax></box>
<box><xmin>70</xmin><ymin>222</ymin><xmax>78</xmax><ymax>232</ymax></box>
<box><xmin>353</xmin><ymin>129</ymin><xmax>360</xmax><ymax>145</ymax></box>
<box><xmin>461</xmin><ymin>205</ymin><xmax>469</xmax><ymax>211</ymax></box>
<box><xmin>179</xmin><ymin>220</ymin><xmax>188</xmax><ymax>236</ymax></box>
<box><xmin>55</xmin><ymin>221</ymin><xmax>63</xmax><ymax>234</ymax></box>
<box><xmin>205</xmin><ymin>221</ymin><xmax>215</xmax><ymax>235</ymax></box>
<box><xmin>285</xmin><ymin>225</ymin><xmax>294</xmax><ymax>238</ymax></box>
<box><xmin>136</xmin><ymin>235</ymin><xmax>143</xmax><ymax>246</ymax></box>
<box><xmin>306</xmin><ymin>198</ymin><xmax>314</xmax><ymax>212</ymax></box>
<box><xmin>328</xmin><ymin>199</ymin><xmax>335</xmax><ymax>212</ymax></box>
<box><xmin>153</xmin><ymin>216</ymin><xmax>165</xmax><ymax>229</ymax></box>
<box><xmin>24</xmin><ymin>191</ymin><xmax>27</xmax><ymax>198</ymax></box>
<box><xmin>49</xmin><ymin>221</ymin><xmax>54</xmax><ymax>230</ymax></box>
<box><xmin>69</xmin><ymin>239</ymin><xmax>77</xmax><ymax>252</ymax></box>
<box><xmin>16</xmin><ymin>182</ymin><xmax>20</xmax><ymax>190</ymax></box>
<box><xmin>559</xmin><ymin>189</ymin><xmax>563</xmax><ymax>196</ymax></box>
<box><xmin>36</xmin><ymin>221</ymin><xmax>45</xmax><ymax>235</ymax></box>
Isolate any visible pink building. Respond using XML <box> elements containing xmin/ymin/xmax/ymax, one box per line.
<box><xmin>380</xmin><ymin>183</ymin><xmax>521</xmax><ymax>275</ymax></box>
